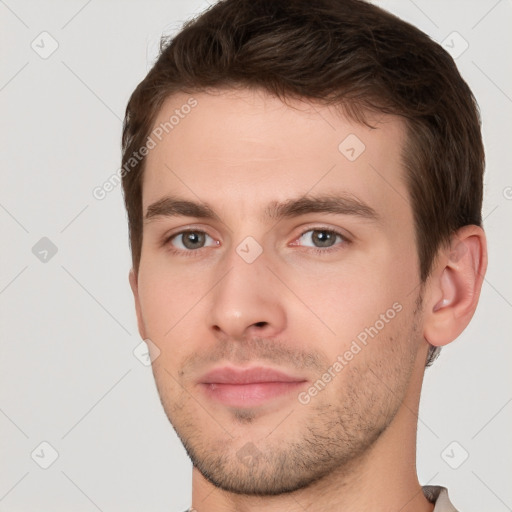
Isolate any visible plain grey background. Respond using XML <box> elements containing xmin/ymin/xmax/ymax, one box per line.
<box><xmin>1</xmin><ymin>0</ymin><xmax>511</xmax><ymax>510</ymax></box>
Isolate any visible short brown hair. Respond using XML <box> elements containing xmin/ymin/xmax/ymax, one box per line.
<box><xmin>121</xmin><ymin>0</ymin><xmax>485</xmax><ymax>364</ymax></box>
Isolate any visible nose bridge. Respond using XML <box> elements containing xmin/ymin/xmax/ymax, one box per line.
<box><xmin>207</xmin><ymin>238</ymin><xmax>286</xmax><ymax>339</ymax></box>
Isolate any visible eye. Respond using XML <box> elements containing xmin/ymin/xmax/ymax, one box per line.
<box><xmin>292</xmin><ymin>228</ymin><xmax>349</xmax><ymax>253</ymax></box>
<box><xmin>167</xmin><ymin>230</ymin><xmax>219</xmax><ymax>253</ymax></box>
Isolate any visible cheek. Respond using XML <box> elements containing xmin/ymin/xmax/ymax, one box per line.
<box><xmin>136</xmin><ymin>255</ymin><xmax>223</xmax><ymax>368</ymax></box>
<box><xmin>294</xmin><ymin>251</ymin><xmax>415</xmax><ymax>346</ymax></box>
<box><xmin>137</xmin><ymin>261</ymin><xmax>193</xmax><ymax>340</ymax></box>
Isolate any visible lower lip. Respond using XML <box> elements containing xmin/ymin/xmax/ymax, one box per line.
<box><xmin>200</xmin><ymin>381</ymin><xmax>306</xmax><ymax>408</ymax></box>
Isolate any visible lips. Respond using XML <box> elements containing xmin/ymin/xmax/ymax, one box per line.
<box><xmin>200</xmin><ymin>366</ymin><xmax>305</xmax><ymax>385</ymax></box>
<box><xmin>199</xmin><ymin>366</ymin><xmax>308</xmax><ymax>408</ymax></box>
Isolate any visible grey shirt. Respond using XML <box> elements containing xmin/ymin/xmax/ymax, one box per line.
<box><xmin>423</xmin><ymin>485</ymin><xmax>459</xmax><ymax>511</ymax></box>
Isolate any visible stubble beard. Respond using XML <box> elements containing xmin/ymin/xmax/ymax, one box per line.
<box><xmin>151</xmin><ymin>299</ymin><xmax>422</xmax><ymax>496</ymax></box>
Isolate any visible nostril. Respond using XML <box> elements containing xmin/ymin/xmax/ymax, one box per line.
<box><xmin>254</xmin><ymin>321</ymin><xmax>267</xmax><ymax>328</ymax></box>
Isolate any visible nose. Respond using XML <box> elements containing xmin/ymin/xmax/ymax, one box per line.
<box><xmin>207</xmin><ymin>243</ymin><xmax>287</xmax><ymax>341</ymax></box>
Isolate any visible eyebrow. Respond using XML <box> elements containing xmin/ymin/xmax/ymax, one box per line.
<box><xmin>144</xmin><ymin>193</ymin><xmax>379</xmax><ymax>225</ymax></box>
<box><xmin>145</xmin><ymin>197</ymin><xmax>222</xmax><ymax>223</ymax></box>
<box><xmin>264</xmin><ymin>194</ymin><xmax>379</xmax><ymax>222</ymax></box>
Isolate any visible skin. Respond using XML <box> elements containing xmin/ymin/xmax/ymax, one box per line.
<box><xmin>129</xmin><ymin>87</ymin><xmax>487</xmax><ymax>512</ymax></box>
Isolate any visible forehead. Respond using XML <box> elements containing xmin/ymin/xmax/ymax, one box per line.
<box><xmin>142</xmin><ymin>88</ymin><xmax>410</xmax><ymax>224</ymax></box>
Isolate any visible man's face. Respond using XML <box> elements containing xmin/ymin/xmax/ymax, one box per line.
<box><xmin>131</xmin><ymin>88</ymin><xmax>428</xmax><ymax>494</ymax></box>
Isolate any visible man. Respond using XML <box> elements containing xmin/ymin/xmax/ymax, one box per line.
<box><xmin>122</xmin><ymin>0</ymin><xmax>487</xmax><ymax>510</ymax></box>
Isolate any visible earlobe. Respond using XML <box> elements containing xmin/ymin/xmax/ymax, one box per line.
<box><xmin>423</xmin><ymin>225</ymin><xmax>487</xmax><ymax>347</ymax></box>
<box><xmin>129</xmin><ymin>268</ymin><xmax>147</xmax><ymax>340</ymax></box>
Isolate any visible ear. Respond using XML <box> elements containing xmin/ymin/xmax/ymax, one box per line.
<box><xmin>129</xmin><ymin>268</ymin><xmax>147</xmax><ymax>340</ymax></box>
<box><xmin>423</xmin><ymin>225</ymin><xmax>487</xmax><ymax>347</ymax></box>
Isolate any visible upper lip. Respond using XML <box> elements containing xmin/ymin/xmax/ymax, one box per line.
<box><xmin>199</xmin><ymin>366</ymin><xmax>307</xmax><ymax>385</ymax></box>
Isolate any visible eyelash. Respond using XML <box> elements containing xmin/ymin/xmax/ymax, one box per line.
<box><xmin>163</xmin><ymin>227</ymin><xmax>350</xmax><ymax>258</ymax></box>
<box><xmin>289</xmin><ymin>228</ymin><xmax>350</xmax><ymax>256</ymax></box>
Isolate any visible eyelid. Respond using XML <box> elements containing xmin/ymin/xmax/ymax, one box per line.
<box><xmin>289</xmin><ymin>225</ymin><xmax>352</xmax><ymax>245</ymax></box>
<box><xmin>161</xmin><ymin>224</ymin><xmax>351</xmax><ymax>256</ymax></box>
<box><xmin>162</xmin><ymin>223</ymin><xmax>218</xmax><ymax>242</ymax></box>
<box><xmin>288</xmin><ymin>227</ymin><xmax>350</xmax><ymax>256</ymax></box>
<box><xmin>174</xmin><ymin>231</ymin><xmax>216</xmax><ymax>245</ymax></box>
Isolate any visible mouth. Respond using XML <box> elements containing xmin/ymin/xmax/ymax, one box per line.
<box><xmin>198</xmin><ymin>366</ymin><xmax>308</xmax><ymax>408</ymax></box>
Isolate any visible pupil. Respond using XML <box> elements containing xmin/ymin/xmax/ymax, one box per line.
<box><xmin>313</xmin><ymin>230</ymin><xmax>334</xmax><ymax>247</ymax></box>
<box><xmin>183</xmin><ymin>232</ymin><xmax>204</xmax><ymax>249</ymax></box>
